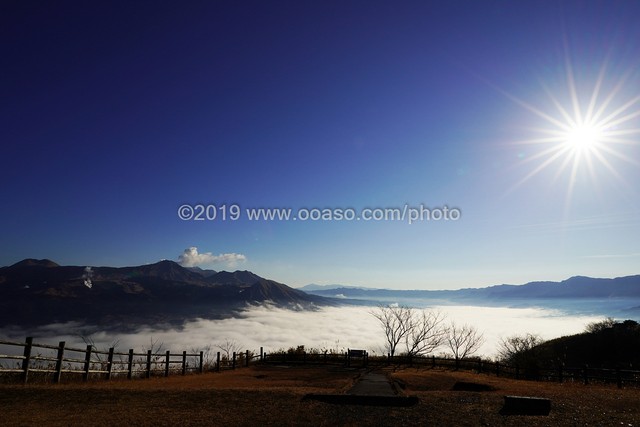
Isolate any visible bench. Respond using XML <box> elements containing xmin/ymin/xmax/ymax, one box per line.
<box><xmin>501</xmin><ymin>395</ymin><xmax>551</xmax><ymax>415</ymax></box>
<box><xmin>347</xmin><ymin>349</ymin><xmax>368</xmax><ymax>367</ymax></box>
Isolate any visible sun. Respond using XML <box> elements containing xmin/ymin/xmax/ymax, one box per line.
<box><xmin>504</xmin><ymin>56</ymin><xmax>640</xmax><ymax>201</ymax></box>
<box><xmin>564</xmin><ymin>122</ymin><xmax>602</xmax><ymax>153</ymax></box>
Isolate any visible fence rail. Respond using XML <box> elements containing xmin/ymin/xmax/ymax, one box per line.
<box><xmin>3</xmin><ymin>338</ymin><xmax>639</xmax><ymax>389</ymax></box>
<box><xmin>379</xmin><ymin>354</ymin><xmax>640</xmax><ymax>389</ymax></box>
<box><xmin>0</xmin><ymin>337</ymin><xmax>264</xmax><ymax>384</ymax></box>
<box><xmin>260</xmin><ymin>349</ymin><xmax>640</xmax><ymax>389</ymax></box>
<box><xmin>262</xmin><ymin>348</ymin><xmax>368</xmax><ymax>368</ymax></box>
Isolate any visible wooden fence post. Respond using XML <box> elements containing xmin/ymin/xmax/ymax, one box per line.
<box><xmin>216</xmin><ymin>351</ymin><xmax>221</xmax><ymax>372</ymax></box>
<box><xmin>245</xmin><ymin>350</ymin><xmax>249</xmax><ymax>367</ymax></box>
<box><xmin>432</xmin><ymin>355</ymin><xmax>435</xmax><ymax>369</ymax></box>
<box><xmin>558</xmin><ymin>364</ymin><xmax>563</xmax><ymax>383</ymax></box>
<box><xmin>83</xmin><ymin>345</ymin><xmax>92</xmax><ymax>382</ymax></box>
<box><xmin>199</xmin><ymin>351</ymin><xmax>204</xmax><ymax>373</ymax></box>
<box><xmin>232</xmin><ymin>352</ymin><xmax>236</xmax><ymax>370</ymax></box>
<box><xmin>53</xmin><ymin>341</ymin><xmax>65</xmax><ymax>384</ymax></box>
<box><xmin>146</xmin><ymin>350</ymin><xmax>152</xmax><ymax>379</ymax></box>
<box><xmin>106</xmin><ymin>347</ymin><xmax>114</xmax><ymax>380</ymax></box>
<box><xmin>582</xmin><ymin>365</ymin><xmax>589</xmax><ymax>385</ymax></box>
<box><xmin>165</xmin><ymin>350</ymin><xmax>171</xmax><ymax>377</ymax></box>
<box><xmin>616</xmin><ymin>367</ymin><xmax>622</xmax><ymax>389</ymax></box>
<box><xmin>260</xmin><ymin>347</ymin><xmax>263</xmax><ymax>362</ymax></box>
<box><xmin>127</xmin><ymin>349</ymin><xmax>134</xmax><ymax>380</ymax></box>
<box><xmin>182</xmin><ymin>351</ymin><xmax>187</xmax><ymax>376</ymax></box>
<box><xmin>21</xmin><ymin>337</ymin><xmax>33</xmax><ymax>384</ymax></box>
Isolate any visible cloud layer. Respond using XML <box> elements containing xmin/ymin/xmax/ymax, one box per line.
<box><xmin>0</xmin><ymin>305</ymin><xmax>601</xmax><ymax>359</ymax></box>
<box><xmin>178</xmin><ymin>247</ymin><xmax>246</xmax><ymax>268</ymax></box>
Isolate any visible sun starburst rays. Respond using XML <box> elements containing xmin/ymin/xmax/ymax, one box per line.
<box><xmin>506</xmin><ymin>59</ymin><xmax>640</xmax><ymax>203</ymax></box>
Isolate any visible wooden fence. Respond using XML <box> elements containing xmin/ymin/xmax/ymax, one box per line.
<box><xmin>261</xmin><ymin>349</ymin><xmax>640</xmax><ymax>388</ymax></box>
<box><xmin>262</xmin><ymin>348</ymin><xmax>368</xmax><ymax>368</ymax></box>
<box><xmin>381</xmin><ymin>354</ymin><xmax>640</xmax><ymax>389</ymax></box>
<box><xmin>4</xmin><ymin>337</ymin><xmax>639</xmax><ymax>389</ymax></box>
<box><xmin>0</xmin><ymin>337</ymin><xmax>264</xmax><ymax>384</ymax></box>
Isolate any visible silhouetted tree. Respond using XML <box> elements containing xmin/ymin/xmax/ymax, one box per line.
<box><xmin>216</xmin><ymin>339</ymin><xmax>243</xmax><ymax>365</ymax></box>
<box><xmin>446</xmin><ymin>322</ymin><xmax>484</xmax><ymax>369</ymax></box>
<box><xmin>498</xmin><ymin>333</ymin><xmax>544</xmax><ymax>379</ymax></box>
<box><xmin>371</xmin><ymin>304</ymin><xmax>413</xmax><ymax>357</ymax></box>
<box><xmin>498</xmin><ymin>333</ymin><xmax>543</xmax><ymax>363</ymax></box>
<box><xmin>585</xmin><ymin>317</ymin><xmax>616</xmax><ymax>333</ymax></box>
<box><xmin>405</xmin><ymin>310</ymin><xmax>447</xmax><ymax>357</ymax></box>
<box><xmin>371</xmin><ymin>304</ymin><xmax>446</xmax><ymax>358</ymax></box>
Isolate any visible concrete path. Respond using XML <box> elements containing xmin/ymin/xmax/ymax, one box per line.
<box><xmin>303</xmin><ymin>370</ymin><xmax>418</xmax><ymax>406</ymax></box>
<box><xmin>347</xmin><ymin>371</ymin><xmax>396</xmax><ymax>396</ymax></box>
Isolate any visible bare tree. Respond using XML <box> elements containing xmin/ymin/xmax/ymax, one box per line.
<box><xmin>585</xmin><ymin>317</ymin><xmax>616</xmax><ymax>333</ymax></box>
<box><xmin>216</xmin><ymin>339</ymin><xmax>243</xmax><ymax>365</ymax></box>
<box><xmin>446</xmin><ymin>322</ymin><xmax>484</xmax><ymax>368</ymax></box>
<box><xmin>497</xmin><ymin>333</ymin><xmax>543</xmax><ymax>364</ymax></box>
<box><xmin>190</xmin><ymin>344</ymin><xmax>214</xmax><ymax>370</ymax></box>
<box><xmin>370</xmin><ymin>304</ymin><xmax>413</xmax><ymax>357</ymax></box>
<box><xmin>78</xmin><ymin>335</ymin><xmax>121</xmax><ymax>369</ymax></box>
<box><xmin>405</xmin><ymin>310</ymin><xmax>447</xmax><ymax>357</ymax></box>
<box><xmin>142</xmin><ymin>336</ymin><xmax>164</xmax><ymax>356</ymax></box>
<box><xmin>371</xmin><ymin>304</ymin><xmax>446</xmax><ymax>357</ymax></box>
<box><xmin>497</xmin><ymin>333</ymin><xmax>545</xmax><ymax>379</ymax></box>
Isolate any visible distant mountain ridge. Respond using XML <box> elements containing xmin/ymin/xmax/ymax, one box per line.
<box><xmin>298</xmin><ymin>283</ymin><xmax>366</xmax><ymax>292</ymax></box>
<box><xmin>0</xmin><ymin>259</ymin><xmax>332</xmax><ymax>329</ymax></box>
<box><xmin>307</xmin><ymin>275</ymin><xmax>640</xmax><ymax>300</ymax></box>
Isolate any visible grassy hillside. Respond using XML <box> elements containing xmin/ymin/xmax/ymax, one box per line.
<box><xmin>1</xmin><ymin>365</ymin><xmax>639</xmax><ymax>426</ymax></box>
<box><xmin>529</xmin><ymin>319</ymin><xmax>640</xmax><ymax>369</ymax></box>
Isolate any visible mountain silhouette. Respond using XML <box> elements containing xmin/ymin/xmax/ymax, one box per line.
<box><xmin>9</xmin><ymin>258</ymin><xmax>60</xmax><ymax>268</ymax></box>
<box><xmin>0</xmin><ymin>259</ymin><xmax>331</xmax><ymax>329</ymax></box>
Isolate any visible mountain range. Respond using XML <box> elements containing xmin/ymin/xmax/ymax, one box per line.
<box><xmin>0</xmin><ymin>259</ymin><xmax>331</xmax><ymax>329</ymax></box>
<box><xmin>2</xmin><ymin>258</ymin><xmax>639</xmax><ymax>329</ymax></box>
<box><xmin>305</xmin><ymin>275</ymin><xmax>640</xmax><ymax>300</ymax></box>
<box><xmin>304</xmin><ymin>275</ymin><xmax>640</xmax><ymax>317</ymax></box>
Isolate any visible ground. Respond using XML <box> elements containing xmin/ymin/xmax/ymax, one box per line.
<box><xmin>1</xmin><ymin>364</ymin><xmax>639</xmax><ymax>426</ymax></box>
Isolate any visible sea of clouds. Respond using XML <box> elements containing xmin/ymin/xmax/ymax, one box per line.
<box><xmin>0</xmin><ymin>305</ymin><xmax>604</xmax><ymax>359</ymax></box>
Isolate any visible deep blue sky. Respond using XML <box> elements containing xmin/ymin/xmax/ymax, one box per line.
<box><xmin>2</xmin><ymin>1</ymin><xmax>639</xmax><ymax>289</ymax></box>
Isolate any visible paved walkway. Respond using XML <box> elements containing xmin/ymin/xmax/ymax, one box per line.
<box><xmin>303</xmin><ymin>370</ymin><xmax>418</xmax><ymax>406</ymax></box>
<box><xmin>347</xmin><ymin>371</ymin><xmax>396</xmax><ymax>396</ymax></box>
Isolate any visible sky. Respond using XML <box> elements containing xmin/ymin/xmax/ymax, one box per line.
<box><xmin>2</xmin><ymin>1</ymin><xmax>640</xmax><ymax>290</ymax></box>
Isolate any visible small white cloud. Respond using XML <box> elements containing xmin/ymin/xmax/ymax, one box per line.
<box><xmin>178</xmin><ymin>247</ymin><xmax>246</xmax><ymax>268</ymax></box>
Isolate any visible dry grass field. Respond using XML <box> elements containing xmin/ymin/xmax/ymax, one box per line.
<box><xmin>1</xmin><ymin>364</ymin><xmax>639</xmax><ymax>426</ymax></box>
